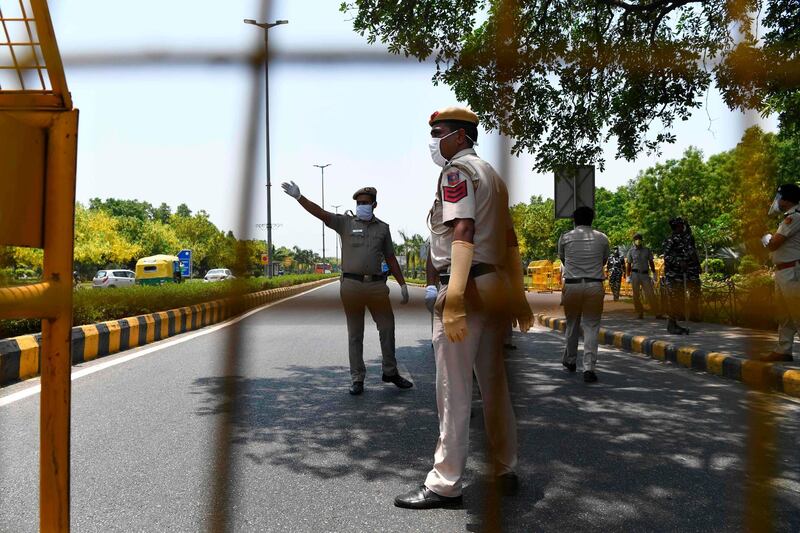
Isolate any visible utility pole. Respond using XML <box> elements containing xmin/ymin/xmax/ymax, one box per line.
<box><xmin>244</xmin><ymin>17</ymin><xmax>288</xmax><ymax>277</ymax></box>
<box><xmin>313</xmin><ymin>163</ymin><xmax>331</xmax><ymax>261</ymax></box>
<box><xmin>331</xmin><ymin>204</ymin><xmax>341</xmax><ymax>268</ymax></box>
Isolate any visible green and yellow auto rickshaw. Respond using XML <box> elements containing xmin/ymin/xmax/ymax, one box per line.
<box><xmin>135</xmin><ymin>255</ymin><xmax>182</xmax><ymax>286</ymax></box>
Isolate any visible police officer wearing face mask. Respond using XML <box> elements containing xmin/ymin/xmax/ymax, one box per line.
<box><xmin>626</xmin><ymin>233</ymin><xmax>664</xmax><ymax>319</ymax></box>
<box><xmin>394</xmin><ymin>106</ymin><xmax>532</xmax><ymax>510</ymax></box>
<box><xmin>281</xmin><ymin>181</ymin><xmax>413</xmax><ymax>395</ymax></box>
<box><xmin>761</xmin><ymin>183</ymin><xmax>800</xmax><ymax>362</ymax></box>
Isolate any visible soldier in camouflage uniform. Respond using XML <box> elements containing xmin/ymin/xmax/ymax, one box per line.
<box><xmin>662</xmin><ymin>217</ymin><xmax>691</xmax><ymax>334</ymax></box>
<box><xmin>606</xmin><ymin>247</ymin><xmax>624</xmax><ymax>301</ymax></box>
<box><xmin>682</xmin><ymin>222</ymin><xmax>703</xmax><ymax>321</ymax></box>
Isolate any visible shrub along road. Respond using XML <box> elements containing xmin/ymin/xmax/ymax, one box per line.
<box><xmin>1</xmin><ymin>282</ymin><xmax>799</xmax><ymax>531</ymax></box>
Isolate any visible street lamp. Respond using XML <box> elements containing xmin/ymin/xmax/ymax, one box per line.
<box><xmin>313</xmin><ymin>163</ymin><xmax>331</xmax><ymax>261</ymax></box>
<box><xmin>331</xmin><ymin>204</ymin><xmax>341</xmax><ymax>268</ymax></box>
<box><xmin>244</xmin><ymin>17</ymin><xmax>288</xmax><ymax>278</ymax></box>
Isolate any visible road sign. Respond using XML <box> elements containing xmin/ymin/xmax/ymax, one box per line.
<box><xmin>554</xmin><ymin>165</ymin><xmax>595</xmax><ymax>219</ymax></box>
<box><xmin>178</xmin><ymin>249</ymin><xmax>192</xmax><ymax>278</ymax></box>
<box><xmin>261</xmin><ymin>253</ymin><xmax>269</xmax><ymax>265</ymax></box>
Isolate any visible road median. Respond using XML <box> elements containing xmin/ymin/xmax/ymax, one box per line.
<box><xmin>0</xmin><ymin>278</ymin><xmax>337</xmax><ymax>387</ymax></box>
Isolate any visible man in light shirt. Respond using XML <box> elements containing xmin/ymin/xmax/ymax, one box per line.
<box><xmin>558</xmin><ymin>206</ymin><xmax>610</xmax><ymax>383</ymax></box>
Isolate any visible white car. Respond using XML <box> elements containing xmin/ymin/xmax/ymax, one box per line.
<box><xmin>92</xmin><ymin>269</ymin><xmax>135</xmax><ymax>288</ymax></box>
<box><xmin>204</xmin><ymin>268</ymin><xmax>235</xmax><ymax>282</ymax></box>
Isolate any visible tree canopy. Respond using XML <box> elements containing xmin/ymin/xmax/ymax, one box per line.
<box><xmin>342</xmin><ymin>0</ymin><xmax>799</xmax><ymax>171</ymax></box>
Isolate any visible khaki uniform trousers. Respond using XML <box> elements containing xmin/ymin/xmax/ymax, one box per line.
<box><xmin>424</xmin><ymin>273</ymin><xmax>518</xmax><ymax>497</ymax></box>
<box><xmin>339</xmin><ymin>277</ymin><xmax>398</xmax><ymax>382</ymax></box>
<box><xmin>774</xmin><ymin>267</ymin><xmax>800</xmax><ymax>355</ymax></box>
<box><xmin>561</xmin><ymin>280</ymin><xmax>605</xmax><ymax>372</ymax></box>
<box><xmin>630</xmin><ymin>271</ymin><xmax>659</xmax><ymax>314</ymax></box>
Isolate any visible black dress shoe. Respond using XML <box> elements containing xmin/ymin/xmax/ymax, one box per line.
<box><xmin>760</xmin><ymin>352</ymin><xmax>794</xmax><ymax>362</ymax></box>
<box><xmin>349</xmin><ymin>381</ymin><xmax>364</xmax><ymax>395</ymax></box>
<box><xmin>583</xmin><ymin>370</ymin><xmax>598</xmax><ymax>383</ymax></box>
<box><xmin>655</xmin><ymin>315</ymin><xmax>665</xmax><ymax>319</ymax></box>
<box><xmin>382</xmin><ymin>373</ymin><xmax>413</xmax><ymax>389</ymax></box>
<box><xmin>504</xmin><ymin>343</ymin><xmax>518</xmax><ymax>350</ymax></box>
<box><xmin>496</xmin><ymin>472</ymin><xmax>519</xmax><ymax>496</ymax></box>
<box><xmin>394</xmin><ymin>485</ymin><xmax>462</xmax><ymax>509</ymax></box>
<box><xmin>562</xmin><ymin>362</ymin><xmax>576</xmax><ymax>372</ymax></box>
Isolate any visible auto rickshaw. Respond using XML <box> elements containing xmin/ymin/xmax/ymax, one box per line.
<box><xmin>135</xmin><ymin>255</ymin><xmax>182</xmax><ymax>285</ymax></box>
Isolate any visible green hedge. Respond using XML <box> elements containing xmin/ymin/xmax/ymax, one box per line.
<box><xmin>0</xmin><ymin>274</ymin><xmax>335</xmax><ymax>339</ymax></box>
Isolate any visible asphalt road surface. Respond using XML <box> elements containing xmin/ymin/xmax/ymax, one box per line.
<box><xmin>1</xmin><ymin>282</ymin><xmax>799</xmax><ymax>532</ymax></box>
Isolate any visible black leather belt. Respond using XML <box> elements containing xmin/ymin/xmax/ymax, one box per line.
<box><xmin>630</xmin><ymin>269</ymin><xmax>649</xmax><ymax>274</ymax></box>
<box><xmin>439</xmin><ymin>263</ymin><xmax>496</xmax><ymax>285</ymax></box>
<box><xmin>342</xmin><ymin>273</ymin><xmax>387</xmax><ymax>282</ymax></box>
<box><xmin>564</xmin><ymin>278</ymin><xmax>605</xmax><ymax>284</ymax></box>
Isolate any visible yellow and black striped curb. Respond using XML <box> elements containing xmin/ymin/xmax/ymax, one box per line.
<box><xmin>0</xmin><ymin>279</ymin><xmax>336</xmax><ymax>387</ymax></box>
<box><xmin>536</xmin><ymin>313</ymin><xmax>800</xmax><ymax>399</ymax></box>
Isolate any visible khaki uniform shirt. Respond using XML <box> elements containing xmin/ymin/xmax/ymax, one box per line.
<box><xmin>626</xmin><ymin>246</ymin><xmax>654</xmax><ymax>273</ymax></box>
<box><xmin>326</xmin><ymin>214</ymin><xmax>394</xmax><ymax>275</ymax></box>
<box><xmin>428</xmin><ymin>148</ymin><xmax>512</xmax><ymax>271</ymax></box>
<box><xmin>771</xmin><ymin>206</ymin><xmax>800</xmax><ymax>264</ymax></box>
<box><xmin>558</xmin><ymin>226</ymin><xmax>610</xmax><ymax>280</ymax></box>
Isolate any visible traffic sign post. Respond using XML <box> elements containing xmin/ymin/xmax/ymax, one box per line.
<box><xmin>178</xmin><ymin>249</ymin><xmax>193</xmax><ymax>279</ymax></box>
<box><xmin>554</xmin><ymin>165</ymin><xmax>595</xmax><ymax>219</ymax></box>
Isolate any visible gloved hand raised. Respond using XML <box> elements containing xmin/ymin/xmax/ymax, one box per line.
<box><xmin>400</xmin><ymin>284</ymin><xmax>409</xmax><ymax>304</ymax></box>
<box><xmin>281</xmin><ymin>181</ymin><xmax>301</xmax><ymax>199</ymax></box>
<box><xmin>761</xmin><ymin>233</ymin><xmax>772</xmax><ymax>247</ymax></box>
<box><xmin>424</xmin><ymin>285</ymin><xmax>437</xmax><ymax>314</ymax></box>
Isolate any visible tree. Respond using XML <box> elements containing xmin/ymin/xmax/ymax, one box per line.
<box><xmin>511</xmin><ymin>196</ymin><xmax>571</xmax><ymax>261</ymax></box>
<box><xmin>88</xmin><ymin>198</ymin><xmax>154</xmax><ymax>221</ymax></box>
<box><xmin>342</xmin><ymin>0</ymin><xmax>797</xmax><ymax>171</ymax></box>
<box><xmin>74</xmin><ymin>204</ymin><xmax>142</xmax><ymax>266</ymax></box>
<box><xmin>175</xmin><ymin>203</ymin><xmax>192</xmax><ymax>218</ymax></box>
<box><xmin>153</xmin><ymin>203</ymin><xmax>172</xmax><ymax>224</ymax></box>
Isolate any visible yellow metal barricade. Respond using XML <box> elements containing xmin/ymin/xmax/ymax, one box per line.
<box><xmin>549</xmin><ymin>259</ymin><xmax>563</xmax><ymax>291</ymax></box>
<box><xmin>527</xmin><ymin>260</ymin><xmax>553</xmax><ymax>292</ymax></box>
<box><xmin>0</xmin><ymin>2</ymin><xmax>78</xmax><ymax>530</ymax></box>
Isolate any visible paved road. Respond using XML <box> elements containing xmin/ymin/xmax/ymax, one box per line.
<box><xmin>1</xmin><ymin>282</ymin><xmax>799</xmax><ymax>532</ymax></box>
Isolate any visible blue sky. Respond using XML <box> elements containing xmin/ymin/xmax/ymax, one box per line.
<box><xmin>50</xmin><ymin>0</ymin><xmax>776</xmax><ymax>257</ymax></box>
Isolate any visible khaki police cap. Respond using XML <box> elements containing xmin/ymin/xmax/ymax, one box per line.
<box><xmin>353</xmin><ymin>187</ymin><xmax>377</xmax><ymax>201</ymax></box>
<box><xmin>429</xmin><ymin>106</ymin><xmax>479</xmax><ymax>126</ymax></box>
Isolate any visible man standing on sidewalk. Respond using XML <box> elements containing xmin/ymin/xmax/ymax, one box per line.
<box><xmin>558</xmin><ymin>206</ymin><xmax>610</xmax><ymax>383</ymax></box>
<box><xmin>626</xmin><ymin>233</ymin><xmax>664</xmax><ymax>320</ymax></box>
<box><xmin>662</xmin><ymin>218</ymin><xmax>692</xmax><ymax>335</ymax></box>
<box><xmin>762</xmin><ymin>183</ymin><xmax>800</xmax><ymax>362</ymax></box>
<box><xmin>281</xmin><ymin>182</ymin><xmax>413</xmax><ymax>395</ymax></box>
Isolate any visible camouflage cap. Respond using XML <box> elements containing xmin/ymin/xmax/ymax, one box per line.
<box><xmin>352</xmin><ymin>187</ymin><xmax>377</xmax><ymax>201</ymax></box>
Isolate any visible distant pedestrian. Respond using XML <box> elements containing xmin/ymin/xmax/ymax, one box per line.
<box><xmin>761</xmin><ymin>183</ymin><xmax>800</xmax><ymax>362</ymax></box>
<box><xmin>281</xmin><ymin>182</ymin><xmax>413</xmax><ymax>395</ymax></box>
<box><xmin>558</xmin><ymin>206</ymin><xmax>609</xmax><ymax>383</ymax></box>
<box><xmin>682</xmin><ymin>222</ymin><xmax>703</xmax><ymax>321</ymax></box>
<box><xmin>662</xmin><ymin>217</ymin><xmax>692</xmax><ymax>335</ymax></box>
<box><xmin>626</xmin><ymin>233</ymin><xmax>664</xmax><ymax>320</ymax></box>
<box><xmin>606</xmin><ymin>247</ymin><xmax>624</xmax><ymax>301</ymax></box>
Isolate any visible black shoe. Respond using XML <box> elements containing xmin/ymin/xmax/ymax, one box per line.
<box><xmin>637</xmin><ymin>313</ymin><xmax>644</xmax><ymax>319</ymax></box>
<box><xmin>504</xmin><ymin>343</ymin><xmax>518</xmax><ymax>350</ymax></box>
<box><xmin>394</xmin><ymin>485</ymin><xmax>462</xmax><ymax>509</ymax></box>
<box><xmin>562</xmin><ymin>362</ymin><xmax>576</xmax><ymax>372</ymax></box>
<box><xmin>382</xmin><ymin>373</ymin><xmax>413</xmax><ymax>389</ymax></box>
<box><xmin>655</xmin><ymin>315</ymin><xmax>665</xmax><ymax>319</ymax></box>
<box><xmin>759</xmin><ymin>352</ymin><xmax>794</xmax><ymax>362</ymax></box>
<box><xmin>496</xmin><ymin>472</ymin><xmax>519</xmax><ymax>496</ymax></box>
<box><xmin>349</xmin><ymin>381</ymin><xmax>364</xmax><ymax>395</ymax></box>
<box><xmin>583</xmin><ymin>371</ymin><xmax>598</xmax><ymax>383</ymax></box>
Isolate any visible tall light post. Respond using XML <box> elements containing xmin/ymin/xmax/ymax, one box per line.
<box><xmin>244</xmin><ymin>17</ymin><xmax>288</xmax><ymax>278</ymax></box>
<box><xmin>331</xmin><ymin>204</ymin><xmax>341</xmax><ymax>268</ymax></box>
<box><xmin>313</xmin><ymin>163</ymin><xmax>331</xmax><ymax>261</ymax></box>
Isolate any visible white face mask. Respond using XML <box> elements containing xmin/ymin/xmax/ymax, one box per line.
<box><xmin>768</xmin><ymin>194</ymin><xmax>782</xmax><ymax>216</ymax></box>
<box><xmin>356</xmin><ymin>204</ymin><xmax>373</xmax><ymax>220</ymax></box>
<box><xmin>428</xmin><ymin>130</ymin><xmax>458</xmax><ymax>168</ymax></box>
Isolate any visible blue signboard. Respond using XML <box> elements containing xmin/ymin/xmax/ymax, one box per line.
<box><xmin>178</xmin><ymin>249</ymin><xmax>192</xmax><ymax>278</ymax></box>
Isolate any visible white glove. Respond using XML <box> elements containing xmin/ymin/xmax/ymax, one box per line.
<box><xmin>761</xmin><ymin>233</ymin><xmax>772</xmax><ymax>247</ymax></box>
<box><xmin>425</xmin><ymin>285</ymin><xmax>437</xmax><ymax>314</ymax></box>
<box><xmin>400</xmin><ymin>284</ymin><xmax>409</xmax><ymax>304</ymax></box>
<box><xmin>281</xmin><ymin>181</ymin><xmax>301</xmax><ymax>199</ymax></box>
<box><xmin>626</xmin><ymin>276</ymin><xmax>631</xmax><ymax>283</ymax></box>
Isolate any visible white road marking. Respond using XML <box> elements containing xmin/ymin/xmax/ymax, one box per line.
<box><xmin>0</xmin><ymin>283</ymin><xmax>335</xmax><ymax>408</ymax></box>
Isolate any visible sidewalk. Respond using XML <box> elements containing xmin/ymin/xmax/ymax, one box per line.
<box><xmin>525</xmin><ymin>291</ymin><xmax>800</xmax><ymax>397</ymax></box>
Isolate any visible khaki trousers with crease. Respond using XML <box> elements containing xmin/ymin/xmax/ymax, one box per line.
<box><xmin>561</xmin><ymin>280</ymin><xmax>605</xmax><ymax>372</ymax></box>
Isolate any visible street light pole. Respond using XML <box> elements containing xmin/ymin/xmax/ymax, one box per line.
<box><xmin>313</xmin><ymin>163</ymin><xmax>331</xmax><ymax>261</ymax></box>
<box><xmin>331</xmin><ymin>204</ymin><xmax>341</xmax><ymax>268</ymax></box>
<box><xmin>244</xmin><ymin>18</ymin><xmax>288</xmax><ymax>278</ymax></box>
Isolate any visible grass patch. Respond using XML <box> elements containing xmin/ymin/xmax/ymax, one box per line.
<box><xmin>1</xmin><ymin>274</ymin><xmax>335</xmax><ymax>339</ymax></box>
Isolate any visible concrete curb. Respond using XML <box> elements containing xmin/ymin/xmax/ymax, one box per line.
<box><xmin>536</xmin><ymin>313</ymin><xmax>800</xmax><ymax>399</ymax></box>
<box><xmin>0</xmin><ymin>279</ymin><xmax>337</xmax><ymax>387</ymax></box>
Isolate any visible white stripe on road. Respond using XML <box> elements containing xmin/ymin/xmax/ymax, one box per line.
<box><xmin>0</xmin><ymin>283</ymin><xmax>335</xmax><ymax>408</ymax></box>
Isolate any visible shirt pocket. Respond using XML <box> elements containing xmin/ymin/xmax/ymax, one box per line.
<box><xmin>350</xmin><ymin>228</ymin><xmax>366</xmax><ymax>247</ymax></box>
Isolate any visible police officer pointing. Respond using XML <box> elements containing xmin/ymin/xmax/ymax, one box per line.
<box><xmin>281</xmin><ymin>182</ymin><xmax>413</xmax><ymax>394</ymax></box>
<box><xmin>762</xmin><ymin>183</ymin><xmax>800</xmax><ymax>362</ymax></box>
<box><xmin>394</xmin><ymin>106</ymin><xmax>532</xmax><ymax>509</ymax></box>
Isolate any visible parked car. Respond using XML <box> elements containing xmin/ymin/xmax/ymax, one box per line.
<box><xmin>92</xmin><ymin>269</ymin><xmax>136</xmax><ymax>288</ymax></box>
<box><xmin>204</xmin><ymin>268</ymin><xmax>235</xmax><ymax>282</ymax></box>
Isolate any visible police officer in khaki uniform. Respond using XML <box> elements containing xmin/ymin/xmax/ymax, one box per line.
<box><xmin>395</xmin><ymin>106</ymin><xmax>532</xmax><ymax>510</ymax></box>
<box><xmin>281</xmin><ymin>182</ymin><xmax>413</xmax><ymax>394</ymax></box>
<box><xmin>626</xmin><ymin>233</ymin><xmax>664</xmax><ymax>319</ymax></box>
<box><xmin>762</xmin><ymin>183</ymin><xmax>800</xmax><ymax>362</ymax></box>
